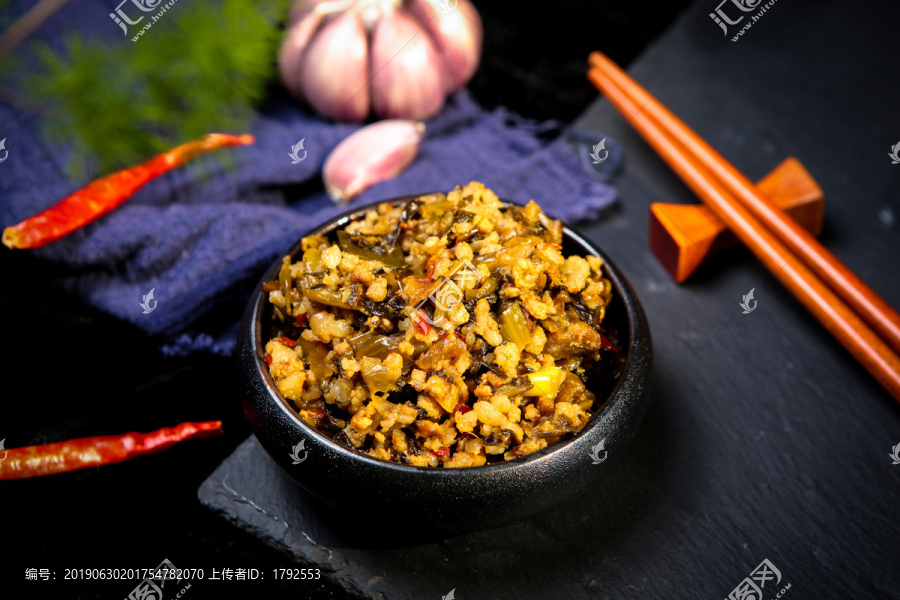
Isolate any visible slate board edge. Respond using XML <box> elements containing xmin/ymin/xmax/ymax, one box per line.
<box><xmin>197</xmin><ymin>436</ymin><xmax>369</xmax><ymax>599</ymax></box>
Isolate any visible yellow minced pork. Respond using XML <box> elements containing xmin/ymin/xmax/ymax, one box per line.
<box><xmin>263</xmin><ymin>182</ymin><xmax>616</xmax><ymax>468</ymax></box>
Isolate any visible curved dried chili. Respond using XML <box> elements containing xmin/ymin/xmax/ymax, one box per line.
<box><xmin>2</xmin><ymin>133</ymin><xmax>254</xmax><ymax>249</ymax></box>
<box><xmin>0</xmin><ymin>421</ymin><xmax>223</xmax><ymax>480</ymax></box>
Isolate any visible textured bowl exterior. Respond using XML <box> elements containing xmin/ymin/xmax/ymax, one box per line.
<box><xmin>239</xmin><ymin>197</ymin><xmax>653</xmax><ymax>534</ymax></box>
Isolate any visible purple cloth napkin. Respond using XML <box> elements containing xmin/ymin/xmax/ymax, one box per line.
<box><xmin>0</xmin><ymin>4</ymin><xmax>620</xmax><ymax>356</ymax></box>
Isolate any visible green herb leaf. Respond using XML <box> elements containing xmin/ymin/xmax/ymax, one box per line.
<box><xmin>19</xmin><ymin>0</ymin><xmax>289</xmax><ymax>178</ymax></box>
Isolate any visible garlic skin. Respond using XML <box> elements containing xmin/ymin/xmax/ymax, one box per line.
<box><xmin>323</xmin><ymin>119</ymin><xmax>425</xmax><ymax>203</ymax></box>
<box><xmin>278</xmin><ymin>9</ymin><xmax>325</xmax><ymax>98</ymax></box>
<box><xmin>299</xmin><ymin>9</ymin><xmax>370</xmax><ymax>122</ymax></box>
<box><xmin>371</xmin><ymin>7</ymin><xmax>447</xmax><ymax>120</ymax></box>
<box><xmin>279</xmin><ymin>0</ymin><xmax>483</xmax><ymax>122</ymax></box>
<box><xmin>287</xmin><ymin>0</ymin><xmax>332</xmax><ymax>26</ymax></box>
<box><xmin>406</xmin><ymin>0</ymin><xmax>482</xmax><ymax>92</ymax></box>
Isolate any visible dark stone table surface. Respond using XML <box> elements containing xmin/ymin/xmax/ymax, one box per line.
<box><xmin>4</xmin><ymin>0</ymin><xmax>899</xmax><ymax>598</ymax></box>
<box><xmin>198</xmin><ymin>0</ymin><xmax>900</xmax><ymax>598</ymax></box>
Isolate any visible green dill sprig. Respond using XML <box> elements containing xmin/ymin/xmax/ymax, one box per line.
<box><xmin>18</xmin><ymin>0</ymin><xmax>288</xmax><ymax>178</ymax></box>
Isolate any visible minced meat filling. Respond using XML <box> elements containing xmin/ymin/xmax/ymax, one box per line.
<box><xmin>264</xmin><ymin>182</ymin><xmax>616</xmax><ymax>467</ymax></box>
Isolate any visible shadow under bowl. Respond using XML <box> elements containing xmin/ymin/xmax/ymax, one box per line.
<box><xmin>238</xmin><ymin>196</ymin><xmax>653</xmax><ymax>536</ymax></box>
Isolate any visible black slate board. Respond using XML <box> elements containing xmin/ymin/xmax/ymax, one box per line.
<box><xmin>199</xmin><ymin>0</ymin><xmax>900</xmax><ymax>597</ymax></box>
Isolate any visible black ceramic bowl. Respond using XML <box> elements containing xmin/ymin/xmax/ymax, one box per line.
<box><xmin>239</xmin><ymin>196</ymin><xmax>652</xmax><ymax>534</ymax></box>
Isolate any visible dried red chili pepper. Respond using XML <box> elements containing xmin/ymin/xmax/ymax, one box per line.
<box><xmin>2</xmin><ymin>134</ymin><xmax>254</xmax><ymax>250</ymax></box>
<box><xmin>265</xmin><ymin>354</ymin><xmax>273</xmax><ymax>366</ymax></box>
<box><xmin>0</xmin><ymin>421</ymin><xmax>223</xmax><ymax>480</ymax></box>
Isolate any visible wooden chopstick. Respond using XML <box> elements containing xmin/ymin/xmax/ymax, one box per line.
<box><xmin>586</xmin><ymin>61</ymin><xmax>900</xmax><ymax>402</ymax></box>
<box><xmin>589</xmin><ymin>51</ymin><xmax>900</xmax><ymax>357</ymax></box>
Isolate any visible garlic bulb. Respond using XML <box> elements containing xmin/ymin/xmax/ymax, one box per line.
<box><xmin>279</xmin><ymin>0</ymin><xmax>483</xmax><ymax>122</ymax></box>
<box><xmin>322</xmin><ymin>119</ymin><xmax>425</xmax><ymax>203</ymax></box>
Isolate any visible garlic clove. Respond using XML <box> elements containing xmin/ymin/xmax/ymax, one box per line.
<box><xmin>279</xmin><ymin>10</ymin><xmax>325</xmax><ymax>99</ymax></box>
<box><xmin>370</xmin><ymin>6</ymin><xmax>447</xmax><ymax>120</ymax></box>
<box><xmin>300</xmin><ymin>10</ymin><xmax>370</xmax><ymax>122</ymax></box>
<box><xmin>406</xmin><ymin>0</ymin><xmax>482</xmax><ymax>92</ymax></box>
<box><xmin>323</xmin><ymin>119</ymin><xmax>426</xmax><ymax>203</ymax></box>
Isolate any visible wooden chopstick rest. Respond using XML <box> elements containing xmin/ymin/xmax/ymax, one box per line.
<box><xmin>650</xmin><ymin>157</ymin><xmax>824</xmax><ymax>282</ymax></box>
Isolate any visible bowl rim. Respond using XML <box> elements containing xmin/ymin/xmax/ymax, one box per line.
<box><xmin>244</xmin><ymin>194</ymin><xmax>647</xmax><ymax>476</ymax></box>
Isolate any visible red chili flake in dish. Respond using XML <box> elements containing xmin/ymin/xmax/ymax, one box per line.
<box><xmin>425</xmin><ymin>254</ymin><xmax>442</xmax><ymax>280</ymax></box>
<box><xmin>454</xmin><ymin>404</ymin><xmax>472</xmax><ymax>414</ymax></box>
<box><xmin>301</xmin><ymin>408</ymin><xmax>327</xmax><ymax>428</ymax></box>
<box><xmin>265</xmin><ymin>354</ymin><xmax>273</xmax><ymax>366</ymax></box>
<box><xmin>439</xmin><ymin>329</ymin><xmax>465</xmax><ymax>344</ymax></box>
<box><xmin>295</xmin><ymin>314</ymin><xmax>308</xmax><ymax>327</ymax></box>
<box><xmin>599</xmin><ymin>331</ymin><xmax>617</xmax><ymax>351</ymax></box>
<box><xmin>431</xmin><ymin>447</ymin><xmax>451</xmax><ymax>459</ymax></box>
<box><xmin>278</xmin><ymin>336</ymin><xmax>297</xmax><ymax>348</ymax></box>
<box><xmin>413</xmin><ymin>309</ymin><xmax>432</xmax><ymax>335</ymax></box>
